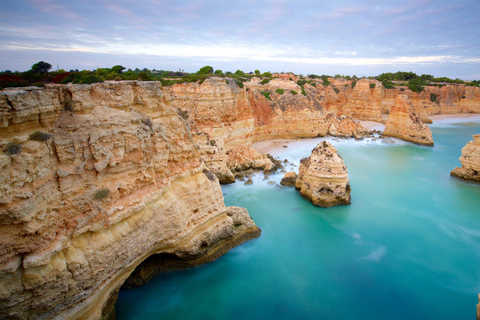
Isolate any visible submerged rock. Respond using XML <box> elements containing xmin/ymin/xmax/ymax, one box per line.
<box><xmin>451</xmin><ymin>134</ymin><xmax>480</xmax><ymax>182</ymax></box>
<box><xmin>383</xmin><ymin>95</ymin><xmax>434</xmax><ymax>146</ymax></box>
<box><xmin>280</xmin><ymin>171</ymin><xmax>297</xmax><ymax>187</ymax></box>
<box><xmin>295</xmin><ymin>141</ymin><xmax>351</xmax><ymax>207</ymax></box>
<box><xmin>244</xmin><ymin>178</ymin><xmax>253</xmax><ymax>185</ymax></box>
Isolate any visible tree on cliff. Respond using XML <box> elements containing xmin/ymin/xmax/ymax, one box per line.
<box><xmin>111</xmin><ymin>65</ymin><xmax>126</xmax><ymax>74</ymax></box>
<box><xmin>30</xmin><ymin>61</ymin><xmax>52</xmax><ymax>74</ymax></box>
<box><xmin>197</xmin><ymin>66</ymin><xmax>214</xmax><ymax>74</ymax></box>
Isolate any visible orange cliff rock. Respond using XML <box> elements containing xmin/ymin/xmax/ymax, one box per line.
<box><xmin>383</xmin><ymin>95</ymin><xmax>434</xmax><ymax>146</ymax></box>
<box><xmin>295</xmin><ymin>141</ymin><xmax>351</xmax><ymax>207</ymax></box>
<box><xmin>0</xmin><ymin>82</ymin><xmax>260</xmax><ymax>320</ymax></box>
<box><xmin>451</xmin><ymin>134</ymin><xmax>480</xmax><ymax>182</ymax></box>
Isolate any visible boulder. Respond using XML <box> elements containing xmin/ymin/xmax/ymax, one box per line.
<box><xmin>280</xmin><ymin>171</ymin><xmax>297</xmax><ymax>187</ymax></box>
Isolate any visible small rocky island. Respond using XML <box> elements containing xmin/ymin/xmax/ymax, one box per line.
<box><xmin>451</xmin><ymin>134</ymin><xmax>480</xmax><ymax>182</ymax></box>
<box><xmin>295</xmin><ymin>141</ymin><xmax>351</xmax><ymax>207</ymax></box>
<box><xmin>383</xmin><ymin>95</ymin><xmax>434</xmax><ymax>146</ymax></box>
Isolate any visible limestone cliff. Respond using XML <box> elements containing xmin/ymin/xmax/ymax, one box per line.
<box><xmin>295</xmin><ymin>141</ymin><xmax>351</xmax><ymax>207</ymax></box>
<box><xmin>451</xmin><ymin>134</ymin><xmax>480</xmax><ymax>182</ymax></box>
<box><xmin>383</xmin><ymin>95</ymin><xmax>434</xmax><ymax>146</ymax></box>
<box><xmin>0</xmin><ymin>82</ymin><xmax>260</xmax><ymax>320</ymax></box>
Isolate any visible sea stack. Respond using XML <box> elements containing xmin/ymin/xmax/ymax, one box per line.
<box><xmin>295</xmin><ymin>141</ymin><xmax>351</xmax><ymax>207</ymax></box>
<box><xmin>383</xmin><ymin>95</ymin><xmax>434</xmax><ymax>146</ymax></box>
<box><xmin>451</xmin><ymin>134</ymin><xmax>480</xmax><ymax>182</ymax></box>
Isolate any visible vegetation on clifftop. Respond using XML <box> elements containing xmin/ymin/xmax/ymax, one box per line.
<box><xmin>1</xmin><ymin>62</ymin><xmax>479</xmax><ymax>90</ymax></box>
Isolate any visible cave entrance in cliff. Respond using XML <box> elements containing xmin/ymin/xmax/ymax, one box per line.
<box><xmin>120</xmin><ymin>252</ymin><xmax>189</xmax><ymax>290</ymax></box>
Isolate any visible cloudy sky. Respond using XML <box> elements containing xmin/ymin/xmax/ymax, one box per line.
<box><xmin>1</xmin><ymin>0</ymin><xmax>479</xmax><ymax>78</ymax></box>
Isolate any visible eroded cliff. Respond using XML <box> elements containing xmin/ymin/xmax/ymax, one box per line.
<box><xmin>0</xmin><ymin>82</ymin><xmax>260</xmax><ymax>320</ymax></box>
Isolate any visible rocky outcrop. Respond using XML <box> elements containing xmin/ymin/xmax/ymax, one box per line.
<box><xmin>383</xmin><ymin>95</ymin><xmax>434</xmax><ymax>146</ymax></box>
<box><xmin>295</xmin><ymin>141</ymin><xmax>351</xmax><ymax>207</ymax></box>
<box><xmin>280</xmin><ymin>172</ymin><xmax>297</xmax><ymax>187</ymax></box>
<box><xmin>451</xmin><ymin>134</ymin><xmax>480</xmax><ymax>182</ymax></box>
<box><xmin>0</xmin><ymin>82</ymin><xmax>260</xmax><ymax>320</ymax></box>
<box><xmin>226</xmin><ymin>145</ymin><xmax>274</xmax><ymax>173</ymax></box>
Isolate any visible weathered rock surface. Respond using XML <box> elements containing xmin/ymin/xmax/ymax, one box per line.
<box><xmin>295</xmin><ymin>141</ymin><xmax>351</xmax><ymax>207</ymax></box>
<box><xmin>280</xmin><ymin>172</ymin><xmax>297</xmax><ymax>187</ymax></box>
<box><xmin>0</xmin><ymin>82</ymin><xmax>260</xmax><ymax>320</ymax></box>
<box><xmin>1</xmin><ymin>76</ymin><xmax>479</xmax><ymax>319</ymax></box>
<box><xmin>451</xmin><ymin>134</ymin><xmax>480</xmax><ymax>182</ymax></box>
<box><xmin>383</xmin><ymin>95</ymin><xmax>434</xmax><ymax>146</ymax></box>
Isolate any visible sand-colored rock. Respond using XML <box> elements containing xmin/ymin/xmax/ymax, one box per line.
<box><xmin>0</xmin><ymin>82</ymin><xmax>260</xmax><ymax>320</ymax></box>
<box><xmin>280</xmin><ymin>171</ymin><xmax>297</xmax><ymax>187</ymax></box>
<box><xmin>226</xmin><ymin>145</ymin><xmax>274</xmax><ymax>173</ymax></box>
<box><xmin>451</xmin><ymin>134</ymin><xmax>480</xmax><ymax>182</ymax></box>
<box><xmin>295</xmin><ymin>141</ymin><xmax>351</xmax><ymax>207</ymax></box>
<box><xmin>383</xmin><ymin>95</ymin><xmax>434</xmax><ymax>146</ymax></box>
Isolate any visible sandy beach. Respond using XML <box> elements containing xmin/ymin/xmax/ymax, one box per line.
<box><xmin>253</xmin><ymin>113</ymin><xmax>480</xmax><ymax>154</ymax></box>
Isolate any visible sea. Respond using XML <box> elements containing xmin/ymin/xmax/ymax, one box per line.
<box><xmin>116</xmin><ymin>116</ymin><xmax>480</xmax><ymax>320</ymax></box>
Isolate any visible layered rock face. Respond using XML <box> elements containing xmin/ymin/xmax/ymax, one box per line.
<box><xmin>451</xmin><ymin>134</ymin><xmax>480</xmax><ymax>182</ymax></box>
<box><xmin>295</xmin><ymin>141</ymin><xmax>351</xmax><ymax>207</ymax></box>
<box><xmin>383</xmin><ymin>95</ymin><xmax>434</xmax><ymax>146</ymax></box>
<box><xmin>0</xmin><ymin>82</ymin><xmax>260</xmax><ymax>320</ymax></box>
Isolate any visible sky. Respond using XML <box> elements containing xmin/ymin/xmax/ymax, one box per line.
<box><xmin>1</xmin><ymin>0</ymin><xmax>479</xmax><ymax>79</ymax></box>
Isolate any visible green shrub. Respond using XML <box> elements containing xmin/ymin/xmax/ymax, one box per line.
<box><xmin>261</xmin><ymin>91</ymin><xmax>272</xmax><ymax>101</ymax></box>
<box><xmin>333</xmin><ymin>88</ymin><xmax>340</xmax><ymax>94</ymax></box>
<box><xmin>430</xmin><ymin>93</ymin><xmax>438</xmax><ymax>103</ymax></box>
<box><xmin>301</xmin><ymin>88</ymin><xmax>306</xmax><ymax>96</ymax></box>
<box><xmin>225</xmin><ymin>79</ymin><xmax>229</xmax><ymax>84</ymax></box>
<box><xmin>94</xmin><ymin>188</ymin><xmax>110</xmax><ymax>200</ymax></box>
<box><xmin>261</xmin><ymin>79</ymin><xmax>270</xmax><ymax>85</ymax></box>
<box><xmin>382</xmin><ymin>80</ymin><xmax>395</xmax><ymax>89</ymax></box>
<box><xmin>33</xmin><ymin>82</ymin><xmax>45</xmax><ymax>87</ymax></box>
<box><xmin>321</xmin><ymin>75</ymin><xmax>331</xmax><ymax>86</ymax></box>
<box><xmin>296</xmin><ymin>80</ymin><xmax>306</xmax><ymax>86</ymax></box>
<box><xmin>5</xmin><ymin>142</ymin><xmax>22</xmax><ymax>155</ymax></box>
<box><xmin>408</xmin><ymin>79</ymin><xmax>425</xmax><ymax>93</ymax></box>
<box><xmin>344</xmin><ymin>84</ymin><xmax>348</xmax><ymax>87</ymax></box>
<box><xmin>236</xmin><ymin>80</ymin><xmax>244</xmax><ymax>88</ymax></box>
<box><xmin>29</xmin><ymin>131</ymin><xmax>51</xmax><ymax>141</ymax></box>
<box><xmin>275</xmin><ymin>88</ymin><xmax>284</xmax><ymax>95</ymax></box>
<box><xmin>351</xmin><ymin>80</ymin><xmax>357</xmax><ymax>89</ymax></box>
<box><xmin>290</xmin><ymin>90</ymin><xmax>298</xmax><ymax>95</ymax></box>
<box><xmin>311</xmin><ymin>82</ymin><xmax>316</xmax><ymax>87</ymax></box>
<box><xmin>370</xmin><ymin>83</ymin><xmax>376</xmax><ymax>89</ymax></box>
<box><xmin>114</xmin><ymin>76</ymin><xmax>122</xmax><ymax>81</ymax></box>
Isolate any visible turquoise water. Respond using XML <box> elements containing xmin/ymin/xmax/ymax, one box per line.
<box><xmin>116</xmin><ymin>118</ymin><xmax>480</xmax><ymax>319</ymax></box>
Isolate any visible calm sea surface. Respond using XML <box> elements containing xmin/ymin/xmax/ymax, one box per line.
<box><xmin>116</xmin><ymin>117</ymin><xmax>480</xmax><ymax>319</ymax></box>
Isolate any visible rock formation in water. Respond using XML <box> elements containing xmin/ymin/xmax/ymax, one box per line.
<box><xmin>280</xmin><ymin>172</ymin><xmax>297</xmax><ymax>187</ymax></box>
<box><xmin>0</xmin><ymin>82</ymin><xmax>260</xmax><ymax>320</ymax></box>
<box><xmin>295</xmin><ymin>141</ymin><xmax>351</xmax><ymax>207</ymax></box>
<box><xmin>451</xmin><ymin>134</ymin><xmax>480</xmax><ymax>182</ymax></box>
<box><xmin>383</xmin><ymin>95</ymin><xmax>434</xmax><ymax>146</ymax></box>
